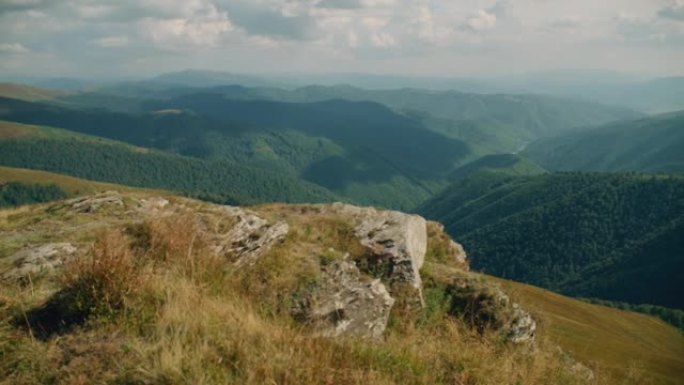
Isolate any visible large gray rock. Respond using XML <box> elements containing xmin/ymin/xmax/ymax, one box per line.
<box><xmin>211</xmin><ymin>206</ymin><xmax>289</xmax><ymax>267</ymax></box>
<box><xmin>294</xmin><ymin>260</ymin><xmax>395</xmax><ymax>339</ymax></box>
<box><xmin>2</xmin><ymin>243</ymin><xmax>81</xmax><ymax>280</ymax></box>
<box><xmin>324</xmin><ymin>203</ymin><xmax>428</xmax><ymax>302</ymax></box>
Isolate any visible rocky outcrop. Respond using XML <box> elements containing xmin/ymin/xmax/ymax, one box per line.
<box><xmin>209</xmin><ymin>206</ymin><xmax>289</xmax><ymax>267</ymax></box>
<box><xmin>65</xmin><ymin>192</ymin><xmax>124</xmax><ymax>213</ymax></box>
<box><xmin>293</xmin><ymin>260</ymin><xmax>395</xmax><ymax>339</ymax></box>
<box><xmin>427</xmin><ymin>221</ymin><xmax>469</xmax><ymax>270</ymax></box>
<box><xmin>447</xmin><ymin>240</ymin><xmax>468</xmax><ymax>269</ymax></box>
<box><xmin>322</xmin><ymin>203</ymin><xmax>428</xmax><ymax>304</ymax></box>
<box><xmin>447</xmin><ymin>274</ymin><xmax>536</xmax><ymax>345</ymax></box>
<box><xmin>1</xmin><ymin>193</ymin><xmax>537</xmax><ymax>343</ymax></box>
<box><xmin>2</xmin><ymin>243</ymin><xmax>82</xmax><ymax>280</ymax></box>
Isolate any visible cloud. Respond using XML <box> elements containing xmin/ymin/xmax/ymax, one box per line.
<box><xmin>371</xmin><ymin>32</ymin><xmax>396</xmax><ymax>48</ymax></box>
<box><xmin>465</xmin><ymin>10</ymin><xmax>497</xmax><ymax>32</ymax></box>
<box><xmin>316</xmin><ymin>0</ymin><xmax>363</xmax><ymax>10</ymax></box>
<box><xmin>221</xmin><ymin>1</ymin><xmax>318</xmax><ymax>40</ymax></box>
<box><xmin>0</xmin><ymin>0</ymin><xmax>682</xmax><ymax>78</ymax></box>
<box><xmin>0</xmin><ymin>42</ymin><xmax>30</xmax><ymax>53</ymax></box>
<box><xmin>0</xmin><ymin>0</ymin><xmax>51</xmax><ymax>14</ymax></box>
<box><xmin>488</xmin><ymin>0</ymin><xmax>510</xmax><ymax>18</ymax></box>
<box><xmin>95</xmin><ymin>36</ymin><xmax>129</xmax><ymax>48</ymax></box>
<box><xmin>658</xmin><ymin>1</ymin><xmax>684</xmax><ymax>21</ymax></box>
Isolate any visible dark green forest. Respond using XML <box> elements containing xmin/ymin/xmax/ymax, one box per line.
<box><xmin>0</xmin><ymin>139</ymin><xmax>340</xmax><ymax>205</ymax></box>
<box><xmin>0</xmin><ymin>182</ymin><xmax>67</xmax><ymax>208</ymax></box>
<box><xmin>582</xmin><ymin>298</ymin><xmax>684</xmax><ymax>332</ymax></box>
<box><xmin>419</xmin><ymin>172</ymin><xmax>684</xmax><ymax>309</ymax></box>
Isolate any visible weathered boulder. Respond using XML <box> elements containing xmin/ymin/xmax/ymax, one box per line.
<box><xmin>507</xmin><ymin>303</ymin><xmax>537</xmax><ymax>344</ymax></box>
<box><xmin>447</xmin><ymin>274</ymin><xmax>536</xmax><ymax>345</ymax></box>
<box><xmin>323</xmin><ymin>203</ymin><xmax>428</xmax><ymax>303</ymax></box>
<box><xmin>2</xmin><ymin>243</ymin><xmax>82</xmax><ymax>280</ymax></box>
<box><xmin>294</xmin><ymin>260</ymin><xmax>395</xmax><ymax>339</ymax></box>
<box><xmin>66</xmin><ymin>191</ymin><xmax>124</xmax><ymax>213</ymax></box>
<box><xmin>137</xmin><ymin>197</ymin><xmax>170</xmax><ymax>215</ymax></box>
<box><xmin>211</xmin><ymin>206</ymin><xmax>289</xmax><ymax>267</ymax></box>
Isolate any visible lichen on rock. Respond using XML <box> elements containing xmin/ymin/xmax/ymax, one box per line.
<box><xmin>292</xmin><ymin>260</ymin><xmax>395</xmax><ymax>339</ymax></box>
<box><xmin>2</xmin><ymin>243</ymin><xmax>83</xmax><ymax>281</ymax></box>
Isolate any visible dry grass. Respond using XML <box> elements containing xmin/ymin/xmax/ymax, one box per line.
<box><xmin>490</xmin><ymin>277</ymin><xmax>684</xmax><ymax>385</ymax></box>
<box><xmin>0</xmin><ymin>165</ymin><xmax>165</xmax><ymax>196</ymax></box>
<box><xmin>0</xmin><ymin>205</ymin><xmax>677</xmax><ymax>385</ymax></box>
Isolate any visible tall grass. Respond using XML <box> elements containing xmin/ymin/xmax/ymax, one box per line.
<box><xmin>0</xmin><ymin>210</ymin><xmax>630</xmax><ymax>385</ymax></box>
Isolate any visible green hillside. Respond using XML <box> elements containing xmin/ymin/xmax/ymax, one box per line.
<box><xmin>524</xmin><ymin>111</ymin><xmax>684</xmax><ymax>174</ymax></box>
<box><xmin>93</xmin><ymin>82</ymin><xmax>642</xmax><ymax>153</ymax></box>
<box><xmin>0</xmin><ymin>166</ymin><xmax>162</xmax><ymax>195</ymax></box>
<box><xmin>0</xmin><ymin>83</ymin><xmax>63</xmax><ymax>102</ymax></box>
<box><xmin>0</xmin><ymin>121</ymin><xmax>340</xmax><ymax>206</ymax></box>
<box><xmin>0</xmin><ymin>95</ymin><xmax>472</xmax><ymax>209</ymax></box>
<box><xmin>447</xmin><ymin>154</ymin><xmax>546</xmax><ymax>181</ymax></box>
<box><xmin>418</xmin><ymin>172</ymin><xmax>684</xmax><ymax>309</ymax></box>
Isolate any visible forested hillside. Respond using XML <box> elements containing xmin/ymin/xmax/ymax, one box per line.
<box><xmin>94</xmin><ymin>82</ymin><xmax>642</xmax><ymax>152</ymax></box>
<box><xmin>0</xmin><ymin>137</ymin><xmax>339</xmax><ymax>206</ymax></box>
<box><xmin>419</xmin><ymin>172</ymin><xmax>684</xmax><ymax>309</ymax></box>
<box><xmin>0</xmin><ymin>96</ymin><xmax>470</xmax><ymax>209</ymax></box>
<box><xmin>0</xmin><ymin>182</ymin><xmax>67</xmax><ymax>208</ymax></box>
<box><xmin>524</xmin><ymin>111</ymin><xmax>684</xmax><ymax>174</ymax></box>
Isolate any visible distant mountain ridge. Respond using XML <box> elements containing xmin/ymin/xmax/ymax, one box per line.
<box><xmin>524</xmin><ymin>111</ymin><xmax>684</xmax><ymax>174</ymax></box>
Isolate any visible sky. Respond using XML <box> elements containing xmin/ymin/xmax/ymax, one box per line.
<box><xmin>1</xmin><ymin>0</ymin><xmax>683</xmax><ymax>79</ymax></box>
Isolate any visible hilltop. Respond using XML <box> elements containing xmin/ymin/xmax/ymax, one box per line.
<box><xmin>1</xmin><ymin>191</ymin><xmax>682</xmax><ymax>384</ymax></box>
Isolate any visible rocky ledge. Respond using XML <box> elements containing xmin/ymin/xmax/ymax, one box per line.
<box><xmin>0</xmin><ymin>192</ymin><xmax>536</xmax><ymax>345</ymax></box>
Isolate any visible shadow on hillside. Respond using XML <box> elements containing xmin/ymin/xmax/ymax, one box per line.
<box><xmin>13</xmin><ymin>289</ymin><xmax>90</xmax><ymax>340</ymax></box>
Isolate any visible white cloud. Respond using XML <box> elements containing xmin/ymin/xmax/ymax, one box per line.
<box><xmin>0</xmin><ymin>0</ymin><xmax>682</xmax><ymax>77</ymax></box>
<box><xmin>0</xmin><ymin>42</ymin><xmax>29</xmax><ymax>53</ymax></box>
<box><xmin>466</xmin><ymin>10</ymin><xmax>497</xmax><ymax>32</ymax></box>
<box><xmin>139</xmin><ymin>2</ymin><xmax>233</xmax><ymax>48</ymax></box>
<box><xmin>95</xmin><ymin>36</ymin><xmax>129</xmax><ymax>48</ymax></box>
<box><xmin>371</xmin><ymin>32</ymin><xmax>396</xmax><ymax>48</ymax></box>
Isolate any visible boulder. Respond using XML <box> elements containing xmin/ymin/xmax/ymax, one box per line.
<box><xmin>323</xmin><ymin>203</ymin><xmax>428</xmax><ymax>302</ymax></box>
<box><xmin>294</xmin><ymin>260</ymin><xmax>395</xmax><ymax>339</ymax></box>
<box><xmin>66</xmin><ymin>191</ymin><xmax>124</xmax><ymax>213</ymax></box>
<box><xmin>448</xmin><ymin>274</ymin><xmax>536</xmax><ymax>345</ymax></box>
<box><xmin>211</xmin><ymin>206</ymin><xmax>289</xmax><ymax>267</ymax></box>
<box><xmin>2</xmin><ymin>243</ymin><xmax>81</xmax><ymax>280</ymax></box>
<box><xmin>137</xmin><ymin>197</ymin><xmax>170</xmax><ymax>215</ymax></box>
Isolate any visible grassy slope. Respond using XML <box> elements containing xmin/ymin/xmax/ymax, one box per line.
<box><xmin>0</xmin><ymin>119</ymin><xmax>152</xmax><ymax>150</ymax></box>
<box><xmin>0</xmin><ymin>195</ymin><xmax>682</xmax><ymax>384</ymax></box>
<box><xmin>0</xmin><ymin>166</ymin><xmax>161</xmax><ymax>195</ymax></box>
<box><xmin>447</xmin><ymin>154</ymin><xmax>546</xmax><ymax>182</ymax></box>
<box><xmin>494</xmin><ymin>276</ymin><xmax>684</xmax><ymax>384</ymax></box>
<box><xmin>0</xmin><ymin>83</ymin><xmax>62</xmax><ymax>102</ymax></box>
